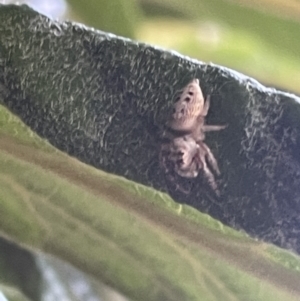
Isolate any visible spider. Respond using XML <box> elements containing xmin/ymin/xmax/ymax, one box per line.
<box><xmin>160</xmin><ymin>78</ymin><xmax>226</xmax><ymax>194</ymax></box>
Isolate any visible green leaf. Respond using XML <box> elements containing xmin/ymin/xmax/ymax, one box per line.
<box><xmin>138</xmin><ymin>0</ymin><xmax>300</xmax><ymax>93</ymax></box>
<box><xmin>66</xmin><ymin>0</ymin><xmax>142</xmax><ymax>38</ymax></box>
<box><xmin>1</xmin><ymin>106</ymin><xmax>300</xmax><ymax>301</ymax></box>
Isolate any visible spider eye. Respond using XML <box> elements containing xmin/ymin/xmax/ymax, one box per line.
<box><xmin>185</xmin><ymin>97</ymin><xmax>190</xmax><ymax>102</ymax></box>
<box><xmin>188</xmin><ymin>91</ymin><xmax>193</xmax><ymax>96</ymax></box>
<box><xmin>180</xmin><ymin>108</ymin><xmax>184</xmax><ymax>113</ymax></box>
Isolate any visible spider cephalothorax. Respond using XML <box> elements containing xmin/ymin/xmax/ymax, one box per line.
<box><xmin>160</xmin><ymin>78</ymin><xmax>226</xmax><ymax>194</ymax></box>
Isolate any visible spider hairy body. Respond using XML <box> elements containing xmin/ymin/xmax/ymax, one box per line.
<box><xmin>160</xmin><ymin>79</ymin><xmax>226</xmax><ymax>195</ymax></box>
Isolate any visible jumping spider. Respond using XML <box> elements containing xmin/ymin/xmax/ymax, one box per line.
<box><xmin>160</xmin><ymin>79</ymin><xmax>226</xmax><ymax>194</ymax></box>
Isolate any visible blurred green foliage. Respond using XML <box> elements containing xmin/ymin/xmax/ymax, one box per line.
<box><xmin>67</xmin><ymin>0</ymin><xmax>300</xmax><ymax>93</ymax></box>
<box><xmin>66</xmin><ymin>0</ymin><xmax>142</xmax><ymax>38</ymax></box>
<box><xmin>136</xmin><ymin>0</ymin><xmax>300</xmax><ymax>93</ymax></box>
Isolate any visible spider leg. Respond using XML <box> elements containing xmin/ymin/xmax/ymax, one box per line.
<box><xmin>198</xmin><ymin>141</ymin><xmax>221</xmax><ymax>175</ymax></box>
<box><xmin>196</xmin><ymin>146</ymin><xmax>220</xmax><ymax>195</ymax></box>
<box><xmin>165</xmin><ymin>172</ymin><xmax>190</xmax><ymax>194</ymax></box>
<box><xmin>174</xmin><ymin>181</ymin><xmax>191</xmax><ymax>194</ymax></box>
<box><xmin>202</xmin><ymin>95</ymin><xmax>211</xmax><ymax>116</ymax></box>
<box><xmin>159</xmin><ymin>143</ymin><xmax>172</xmax><ymax>174</ymax></box>
<box><xmin>203</xmin><ymin>124</ymin><xmax>227</xmax><ymax>132</ymax></box>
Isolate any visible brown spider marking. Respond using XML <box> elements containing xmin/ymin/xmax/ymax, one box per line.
<box><xmin>160</xmin><ymin>78</ymin><xmax>227</xmax><ymax>195</ymax></box>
